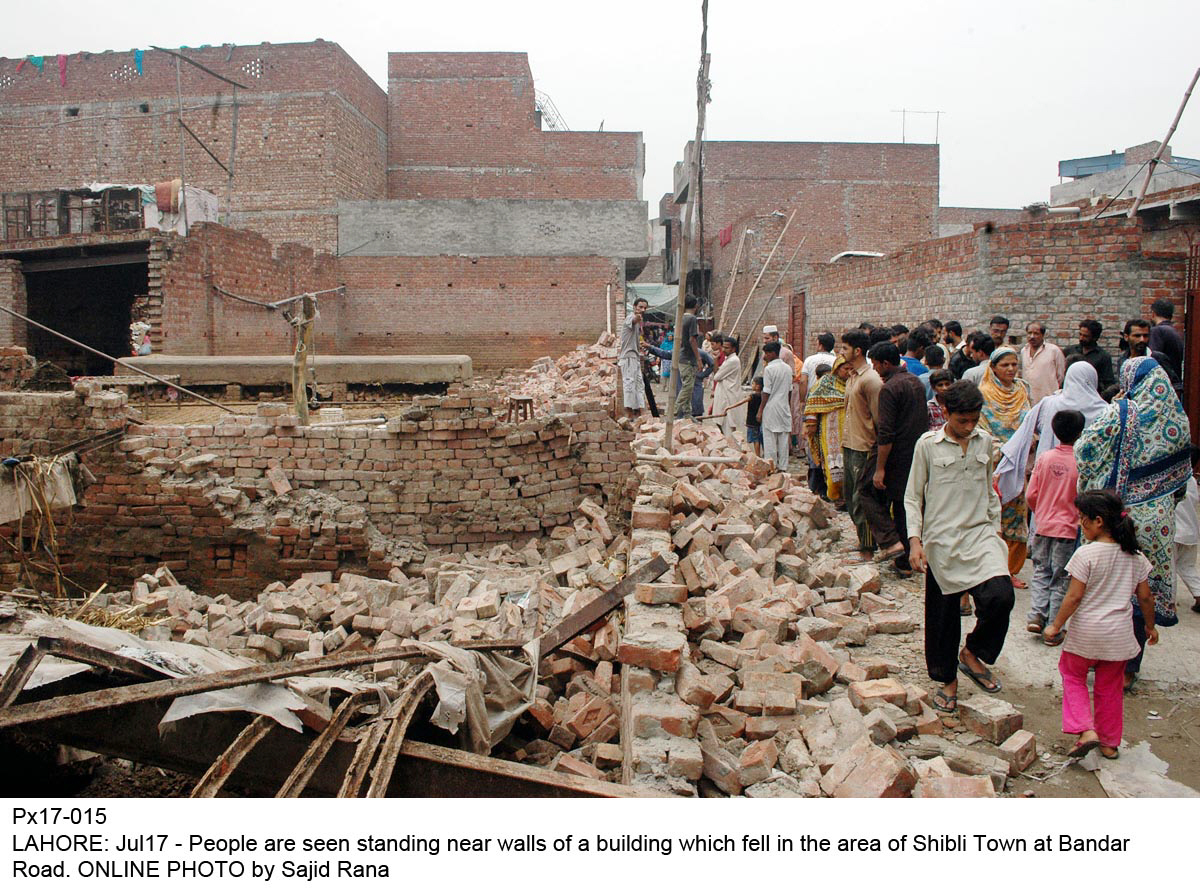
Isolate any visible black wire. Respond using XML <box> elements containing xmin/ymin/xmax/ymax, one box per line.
<box><xmin>1092</xmin><ymin>160</ymin><xmax>1150</xmax><ymax>218</ymax></box>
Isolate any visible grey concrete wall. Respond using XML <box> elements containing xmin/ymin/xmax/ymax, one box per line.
<box><xmin>1051</xmin><ymin>165</ymin><xmax>1198</xmax><ymax>205</ymax></box>
<box><xmin>337</xmin><ymin>199</ymin><xmax>649</xmax><ymax>258</ymax></box>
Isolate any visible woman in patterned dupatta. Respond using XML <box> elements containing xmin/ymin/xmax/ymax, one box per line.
<box><xmin>804</xmin><ymin>356</ymin><xmax>850</xmax><ymax>502</ymax></box>
<box><xmin>978</xmin><ymin>347</ymin><xmax>1033</xmax><ymax>584</ymax></box>
<box><xmin>1075</xmin><ymin>356</ymin><xmax>1192</xmax><ymax>687</ymax></box>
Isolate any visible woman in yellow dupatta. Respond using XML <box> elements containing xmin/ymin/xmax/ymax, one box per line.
<box><xmin>978</xmin><ymin>346</ymin><xmax>1033</xmax><ymax>582</ymax></box>
<box><xmin>803</xmin><ymin>356</ymin><xmax>851</xmax><ymax>502</ymax></box>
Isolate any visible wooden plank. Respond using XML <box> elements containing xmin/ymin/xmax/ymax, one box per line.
<box><xmin>0</xmin><ymin>637</ymin><xmax>165</xmax><ymax>708</ymax></box>
<box><xmin>277</xmin><ymin>690</ymin><xmax>376</xmax><ymax>798</ymax></box>
<box><xmin>338</xmin><ymin>710</ymin><xmax>391</xmax><ymax>798</ymax></box>
<box><xmin>536</xmin><ymin>555</ymin><xmax>668</xmax><ymax>657</ymax></box>
<box><xmin>0</xmin><ymin>639</ymin><xmax>521</xmax><ymax>730</ymax></box>
<box><xmin>190</xmin><ymin>714</ymin><xmax>274</xmax><ymax>798</ymax></box>
<box><xmin>366</xmin><ymin>672</ymin><xmax>435</xmax><ymax>798</ymax></box>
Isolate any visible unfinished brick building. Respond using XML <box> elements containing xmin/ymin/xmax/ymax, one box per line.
<box><xmin>0</xmin><ymin>44</ymin><xmax>648</xmax><ymax>369</ymax></box>
<box><xmin>664</xmin><ymin>140</ymin><xmax>940</xmax><ymax>346</ymax></box>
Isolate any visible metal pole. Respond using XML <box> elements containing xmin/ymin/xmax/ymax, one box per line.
<box><xmin>174</xmin><ymin>56</ymin><xmax>189</xmax><ymax>235</ymax></box>
<box><xmin>0</xmin><ymin>304</ymin><xmax>235</xmax><ymax>413</ymax></box>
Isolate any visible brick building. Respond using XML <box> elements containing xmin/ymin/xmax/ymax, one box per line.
<box><xmin>663</xmin><ymin>140</ymin><xmax>941</xmax><ymax>348</ymax></box>
<box><xmin>0</xmin><ymin>44</ymin><xmax>648</xmax><ymax>369</ymax></box>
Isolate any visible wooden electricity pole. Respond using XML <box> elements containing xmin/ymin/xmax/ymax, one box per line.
<box><xmin>291</xmin><ymin>294</ymin><xmax>316</xmax><ymax>426</ymax></box>
<box><xmin>664</xmin><ymin>0</ymin><xmax>711</xmax><ymax>448</ymax></box>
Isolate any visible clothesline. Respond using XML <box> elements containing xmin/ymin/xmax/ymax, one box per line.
<box><xmin>211</xmin><ymin>284</ymin><xmax>345</xmax><ymax>311</ymax></box>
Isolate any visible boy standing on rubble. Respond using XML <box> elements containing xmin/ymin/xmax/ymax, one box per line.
<box><xmin>619</xmin><ymin>298</ymin><xmax>649</xmax><ymax>419</ymax></box>
<box><xmin>905</xmin><ymin>380</ymin><xmax>1015</xmax><ymax>713</ymax></box>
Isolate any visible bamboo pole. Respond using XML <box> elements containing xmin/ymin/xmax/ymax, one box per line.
<box><xmin>715</xmin><ymin>227</ymin><xmax>747</xmax><ymax>332</ymax></box>
<box><xmin>727</xmin><ymin>209</ymin><xmax>795</xmax><ymax>340</ymax></box>
<box><xmin>1129</xmin><ymin>67</ymin><xmax>1200</xmax><ymax>218</ymax></box>
<box><xmin>737</xmin><ymin>236</ymin><xmax>806</xmax><ymax>372</ymax></box>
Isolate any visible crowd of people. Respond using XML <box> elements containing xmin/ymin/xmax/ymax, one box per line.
<box><xmin>619</xmin><ymin>298</ymin><xmax>1196</xmax><ymax>760</ymax></box>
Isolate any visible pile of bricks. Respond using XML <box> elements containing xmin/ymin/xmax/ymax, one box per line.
<box><xmin>496</xmin><ymin>332</ymin><xmax>619</xmax><ymax>412</ymax></box>
<box><xmin>0</xmin><ymin>346</ymin><xmax>36</xmax><ymax>390</ymax></box>
<box><xmin>501</xmin><ymin>420</ymin><xmax>1034</xmax><ymax>796</ymax></box>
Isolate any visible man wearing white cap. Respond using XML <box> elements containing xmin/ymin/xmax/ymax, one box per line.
<box><xmin>763</xmin><ymin>325</ymin><xmax>795</xmax><ymax>371</ymax></box>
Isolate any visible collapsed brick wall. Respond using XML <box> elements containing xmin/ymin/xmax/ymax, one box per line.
<box><xmin>149</xmin><ymin>224</ymin><xmax>341</xmax><ymax>356</ymax></box>
<box><xmin>804</xmin><ymin>217</ymin><xmax>1189</xmax><ymax>353</ymax></box>
<box><xmin>0</xmin><ymin>346</ymin><xmax>35</xmax><ymax>389</ymax></box>
<box><xmin>0</xmin><ymin>381</ymin><xmax>635</xmax><ymax>596</ymax></box>
<box><xmin>0</xmin><ymin>42</ymin><xmax>387</xmax><ymax>254</ymax></box>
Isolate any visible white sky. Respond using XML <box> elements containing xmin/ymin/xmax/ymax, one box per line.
<box><xmin>4</xmin><ymin>0</ymin><xmax>1199</xmax><ymax>211</ymax></box>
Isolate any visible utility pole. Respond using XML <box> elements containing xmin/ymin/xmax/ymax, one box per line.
<box><xmin>664</xmin><ymin>0</ymin><xmax>711</xmax><ymax>448</ymax></box>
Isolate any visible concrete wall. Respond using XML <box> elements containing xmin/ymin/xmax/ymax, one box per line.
<box><xmin>338</xmin><ymin>199</ymin><xmax>648</xmax><ymax>258</ymax></box>
<box><xmin>1052</xmin><ymin>165</ymin><xmax>1199</xmax><ymax>206</ymax></box>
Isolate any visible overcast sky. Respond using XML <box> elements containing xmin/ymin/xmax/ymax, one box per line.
<box><xmin>4</xmin><ymin>0</ymin><xmax>1199</xmax><ymax>211</ymax></box>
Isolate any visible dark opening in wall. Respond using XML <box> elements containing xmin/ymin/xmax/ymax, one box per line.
<box><xmin>22</xmin><ymin>262</ymin><xmax>148</xmax><ymax>375</ymax></box>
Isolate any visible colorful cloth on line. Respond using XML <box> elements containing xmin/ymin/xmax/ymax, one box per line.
<box><xmin>1075</xmin><ymin>357</ymin><xmax>1191</xmax><ymax>625</ymax></box>
<box><xmin>977</xmin><ymin>349</ymin><xmax>1031</xmax><ymax>542</ymax></box>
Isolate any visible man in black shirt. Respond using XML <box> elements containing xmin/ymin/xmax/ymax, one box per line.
<box><xmin>860</xmin><ymin>341</ymin><xmax>927</xmax><ymax>573</ymax></box>
<box><xmin>1063</xmin><ymin>319</ymin><xmax>1115</xmax><ymax>392</ymax></box>
<box><xmin>1149</xmin><ymin>299</ymin><xmax>1184</xmax><ymax>394</ymax></box>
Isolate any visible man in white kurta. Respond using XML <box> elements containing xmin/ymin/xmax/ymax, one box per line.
<box><xmin>711</xmin><ymin>337</ymin><xmax>742</xmax><ymax>437</ymax></box>
<box><xmin>759</xmin><ymin>341</ymin><xmax>793</xmax><ymax>471</ymax></box>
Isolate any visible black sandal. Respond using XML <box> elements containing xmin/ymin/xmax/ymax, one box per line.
<box><xmin>931</xmin><ymin>690</ymin><xmax>957</xmax><ymax>714</ymax></box>
<box><xmin>958</xmin><ymin>660</ymin><xmax>1002</xmax><ymax>693</ymax></box>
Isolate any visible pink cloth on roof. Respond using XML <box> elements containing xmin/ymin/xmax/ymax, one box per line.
<box><xmin>1026</xmin><ymin>444</ymin><xmax>1079</xmax><ymax>539</ymax></box>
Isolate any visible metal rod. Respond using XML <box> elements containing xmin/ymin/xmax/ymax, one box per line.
<box><xmin>151</xmin><ymin>46</ymin><xmax>250</xmax><ymax>90</ymax></box>
<box><xmin>179</xmin><ymin>119</ymin><xmax>230</xmax><ymax>174</ymax></box>
<box><xmin>0</xmin><ymin>303</ymin><xmax>237</xmax><ymax>413</ymax></box>
<box><xmin>174</xmin><ymin>56</ymin><xmax>189</xmax><ymax>235</ymax></box>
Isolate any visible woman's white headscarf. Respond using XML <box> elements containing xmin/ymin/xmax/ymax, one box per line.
<box><xmin>993</xmin><ymin>361</ymin><xmax>1108</xmax><ymax>503</ymax></box>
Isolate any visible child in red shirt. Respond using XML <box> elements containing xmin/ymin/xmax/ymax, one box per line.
<box><xmin>1025</xmin><ymin>409</ymin><xmax>1084</xmax><ymax>644</ymax></box>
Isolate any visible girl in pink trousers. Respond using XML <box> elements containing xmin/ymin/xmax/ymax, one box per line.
<box><xmin>1045</xmin><ymin>489</ymin><xmax>1158</xmax><ymax>759</ymax></box>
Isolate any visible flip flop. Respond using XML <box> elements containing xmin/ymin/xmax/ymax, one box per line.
<box><xmin>958</xmin><ymin>661</ymin><xmax>1002</xmax><ymax>693</ymax></box>
<box><xmin>1191</xmin><ymin>601</ymin><xmax>1200</xmax><ymax>613</ymax></box>
<box><xmin>1099</xmin><ymin>747</ymin><xmax>1120</xmax><ymax>760</ymax></box>
<box><xmin>931</xmin><ymin>690</ymin><xmax>957</xmax><ymax>714</ymax></box>
<box><xmin>960</xmin><ymin>603</ymin><xmax>974</xmax><ymax>616</ymax></box>
<box><xmin>1069</xmin><ymin>737</ymin><xmax>1101</xmax><ymax>759</ymax></box>
<box><xmin>873</xmin><ymin>544</ymin><xmax>906</xmax><ymax>563</ymax></box>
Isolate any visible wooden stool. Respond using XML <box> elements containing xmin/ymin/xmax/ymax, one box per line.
<box><xmin>506</xmin><ymin>396</ymin><xmax>534</xmax><ymax>423</ymax></box>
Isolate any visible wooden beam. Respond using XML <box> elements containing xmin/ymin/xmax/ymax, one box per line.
<box><xmin>536</xmin><ymin>555</ymin><xmax>668</xmax><ymax>657</ymax></box>
<box><xmin>277</xmin><ymin>689</ymin><xmax>377</xmax><ymax>798</ymax></box>
<box><xmin>190</xmin><ymin>714</ymin><xmax>274</xmax><ymax>798</ymax></box>
<box><xmin>366</xmin><ymin>672</ymin><xmax>435</xmax><ymax>798</ymax></box>
<box><xmin>0</xmin><ymin>639</ymin><xmax>520</xmax><ymax>730</ymax></box>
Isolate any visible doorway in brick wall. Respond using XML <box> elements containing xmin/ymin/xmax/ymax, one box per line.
<box><xmin>788</xmin><ymin>289</ymin><xmax>805</xmax><ymax>353</ymax></box>
<box><xmin>19</xmin><ymin>253</ymin><xmax>148</xmax><ymax>375</ymax></box>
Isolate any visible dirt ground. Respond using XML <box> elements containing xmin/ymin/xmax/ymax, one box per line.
<box><xmin>852</xmin><ymin>511</ymin><xmax>1200</xmax><ymax>798</ymax></box>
